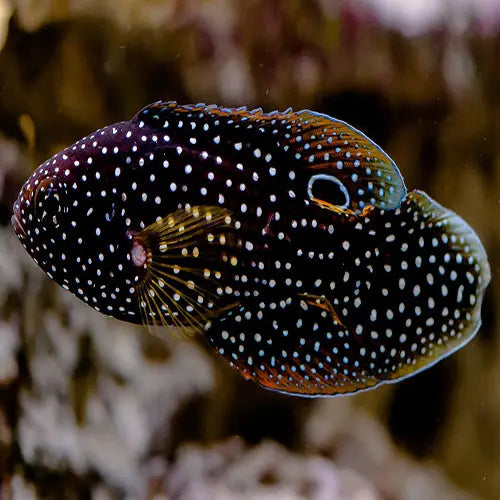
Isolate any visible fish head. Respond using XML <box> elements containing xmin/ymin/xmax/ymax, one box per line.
<box><xmin>11</xmin><ymin>125</ymin><xmax>154</xmax><ymax>322</ymax></box>
<box><xmin>12</xmin><ymin>166</ymin><xmax>73</xmax><ymax>268</ymax></box>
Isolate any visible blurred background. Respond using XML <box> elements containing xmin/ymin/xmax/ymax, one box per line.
<box><xmin>0</xmin><ymin>0</ymin><xmax>499</xmax><ymax>498</ymax></box>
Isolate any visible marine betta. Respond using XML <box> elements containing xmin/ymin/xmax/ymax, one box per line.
<box><xmin>12</xmin><ymin>102</ymin><xmax>490</xmax><ymax>396</ymax></box>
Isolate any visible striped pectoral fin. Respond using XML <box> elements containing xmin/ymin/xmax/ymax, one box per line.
<box><xmin>205</xmin><ymin>295</ymin><xmax>379</xmax><ymax>397</ymax></box>
<box><xmin>132</xmin><ymin>205</ymin><xmax>239</xmax><ymax>335</ymax></box>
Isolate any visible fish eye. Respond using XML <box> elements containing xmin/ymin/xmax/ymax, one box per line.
<box><xmin>34</xmin><ymin>177</ymin><xmax>66</xmax><ymax>226</ymax></box>
<box><xmin>307</xmin><ymin>174</ymin><xmax>350</xmax><ymax>209</ymax></box>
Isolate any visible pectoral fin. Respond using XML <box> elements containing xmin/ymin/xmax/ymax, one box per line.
<box><xmin>133</xmin><ymin>205</ymin><xmax>239</xmax><ymax>335</ymax></box>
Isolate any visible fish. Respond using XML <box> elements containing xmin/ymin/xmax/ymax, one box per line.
<box><xmin>12</xmin><ymin>101</ymin><xmax>491</xmax><ymax>397</ymax></box>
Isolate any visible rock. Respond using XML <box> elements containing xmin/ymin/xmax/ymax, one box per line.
<box><xmin>167</xmin><ymin>438</ymin><xmax>379</xmax><ymax>500</ymax></box>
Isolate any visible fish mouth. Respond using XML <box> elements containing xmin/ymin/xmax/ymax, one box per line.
<box><xmin>11</xmin><ymin>208</ymin><xmax>26</xmax><ymax>239</ymax></box>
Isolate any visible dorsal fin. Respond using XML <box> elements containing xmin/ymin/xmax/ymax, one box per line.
<box><xmin>290</xmin><ymin>110</ymin><xmax>406</xmax><ymax>212</ymax></box>
<box><xmin>132</xmin><ymin>102</ymin><xmax>406</xmax><ymax>214</ymax></box>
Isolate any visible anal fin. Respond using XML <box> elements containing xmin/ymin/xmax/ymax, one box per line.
<box><xmin>205</xmin><ymin>295</ymin><xmax>379</xmax><ymax>397</ymax></box>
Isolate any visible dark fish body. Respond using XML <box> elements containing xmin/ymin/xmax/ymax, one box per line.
<box><xmin>12</xmin><ymin>102</ymin><xmax>490</xmax><ymax>396</ymax></box>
